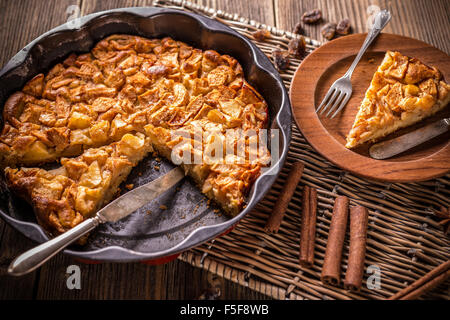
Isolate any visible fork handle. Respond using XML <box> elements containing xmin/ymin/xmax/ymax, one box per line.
<box><xmin>344</xmin><ymin>10</ymin><xmax>391</xmax><ymax>78</ymax></box>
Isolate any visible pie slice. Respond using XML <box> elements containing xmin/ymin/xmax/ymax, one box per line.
<box><xmin>5</xmin><ymin>132</ymin><xmax>153</xmax><ymax>237</ymax></box>
<box><xmin>345</xmin><ymin>51</ymin><xmax>450</xmax><ymax>149</ymax></box>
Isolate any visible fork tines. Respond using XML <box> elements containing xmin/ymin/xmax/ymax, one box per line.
<box><xmin>316</xmin><ymin>80</ymin><xmax>351</xmax><ymax>119</ymax></box>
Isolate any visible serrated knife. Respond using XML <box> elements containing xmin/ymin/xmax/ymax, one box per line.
<box><xmin>8</xmin><ymin>167</ymin><xmax>185</xmax><ymax>276</ymax></box>
<box><xmin>369</xmin><ymin>118</ymin><xmax>450</xmax><ymax>160</ymax></box>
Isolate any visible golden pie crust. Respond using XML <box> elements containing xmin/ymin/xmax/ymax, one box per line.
<box><xmin>0</xmin><ymin>35</ymin><xmax>270</xmax><ymax>238</ymax></box>
<box><xmin>6</xmin><ymin>133</ymin><xmax>152</xmax><ymax>235</ymax></box>
<box><xmin>346</xmin><ymin>51</ymin><xmax>450</xmax><ymax>149</ymax></box>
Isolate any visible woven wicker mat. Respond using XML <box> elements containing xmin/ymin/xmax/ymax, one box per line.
<box><xmin>156</xmin><ymin>0</ymin><xmax>450</xmax><ymax>300</ymax></box>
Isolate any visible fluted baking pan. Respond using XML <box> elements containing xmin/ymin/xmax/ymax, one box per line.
<box><xmin>0</xmin><ymin>7</ymin><xmax>291</xmax><ymax>262</ymax></box>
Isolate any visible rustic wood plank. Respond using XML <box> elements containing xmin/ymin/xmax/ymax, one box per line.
<box><xmin>274</xmin><ymin>0</ymin><xmax>449</xmax><ymax>53</ymax></box>
<box><xmin>199</xmin><ymin>0</ymin><xmax>275</xmax><ymax>26</ymax></box>
<box><xmin>79</xmin><ymin>0</ymin><xmax>276</xmax><ymax>26</ymax></box>
<box><xmin>36</xmin><ymin>256</ymin><xmax>158</xmax><ymax>299</ymax></box>
<box><xmin>79</xmin><ymin>0</ymin><xmax>151</xmax><ymax>15</ymax></box>
<box><xmin>377</xmin><ymin>0</ymin><xmax>450</xmax><ymax>54</ymax></box>
<box><xmin>34</xmin><ymin>253</ymin><xmax>268</xmax><ymax>299</ymax></box>
<box><xmin>274</xmin><ymin>0</ymin><xmax>378</xmax><ymax>42</ymax></box>
<box><xmin>0</xmin><ymin>0</ymin><xmax>81</xmax><ymax>67</ymax></box>
<box><xmin>0</xmin><ymin>223</ymin><xmax>38</xmax><ymax>299</ymax></box>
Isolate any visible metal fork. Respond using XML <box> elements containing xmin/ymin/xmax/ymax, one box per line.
<box><xmin>316</xmin><ymin>10</ymin><xmax>392</xmax><ymax>118</ymax></box>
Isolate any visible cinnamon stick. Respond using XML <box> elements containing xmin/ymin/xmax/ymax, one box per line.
<box><xmin>265</xmin><ymin>161</ymin><xmax>304</xmax><ymax>233</ymax></box>
<box><xmin>321</xmin><ymin>196</ymin><xmax>349</xmax><ymax>285</ymax></box>
<box><xmin>388</xmin><ymin>260</ymin><xmax>450</xmax><ymax>300</ymax></box>
<box><xmin>401</xmin><ymin>270</ymin><xmax>450</xmax><ymax>300</ymax></box>
<box><xmin>344</xmin><ymin>205</ymin><xmax>369</xmax><ymax>291</ymax></box>
<box><xmin>299</xmin><ymin>185</ymin><xmax>317</xmax><ymax>268</ymax></box>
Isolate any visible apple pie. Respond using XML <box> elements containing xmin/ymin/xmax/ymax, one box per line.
<box><xmin>345</xmin><ymin>51</ymin><xmax>450</xmax><ymax>149</ymax></box>
<box><xmin>0</xmin><ymin>35</ymin><xmax>270</xmax><ymax>238</ymax></box>
<box><xmin>5</xmin><ymin>133</ymin><xmax>152</xmax><ymax>235</ymax></box>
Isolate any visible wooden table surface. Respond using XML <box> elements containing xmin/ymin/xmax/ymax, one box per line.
<box><xmin>0</xmin><ymin>0</ymin><xmax>449</xmax><ymax>300</ymax></box>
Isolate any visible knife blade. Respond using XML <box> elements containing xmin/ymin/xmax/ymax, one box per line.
<box><xmin>98</xmin><ymin>166</ymin><xmax>185</xmax><ymax>222</ymax></box>
<box><xmin>8</xmin><ymin>166</ymin><xmax>185</xmax><ymax>276</ymax></box>
<box><xmin>369</xmin><ymin>118</ymin><xmax>450</xmax><ymax>160</ymax></box>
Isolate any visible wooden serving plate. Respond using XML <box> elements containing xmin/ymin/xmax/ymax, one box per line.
<box><xmin>290</xmin><ymin>33</ymin><xmax>450</xmax><ymax>182</ymax></box>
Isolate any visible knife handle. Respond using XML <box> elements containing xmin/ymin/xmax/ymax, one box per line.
<box><xmin>8</xmin><ymin>215</ymin><xmax>103</xmax><ymax>276</ymax></box>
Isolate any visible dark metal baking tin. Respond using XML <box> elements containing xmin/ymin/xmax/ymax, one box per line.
<box><xmin>0</xmin><ymin>7</ymin><xmax>292</xmax><ymax>262</ymax></box>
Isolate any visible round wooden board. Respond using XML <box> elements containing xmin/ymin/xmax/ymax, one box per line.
<box><xmin>290</xmin><ymin>33</ymin><xmax>450</xmax><ymax>183</ymax></box>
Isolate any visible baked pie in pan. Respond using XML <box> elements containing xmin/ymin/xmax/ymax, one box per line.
<box><xmin>0</xmin><ymin>35</ymin><xmax>270</xmax><ymax>238</ymax></box>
